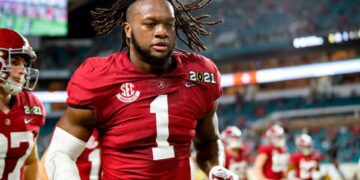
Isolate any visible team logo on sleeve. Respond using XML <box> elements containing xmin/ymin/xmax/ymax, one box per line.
<box><xmin>189</xmin><ymin>71</ymin><xmax>216</xmax><ymax>83</ymax></box>
<box><xmin>116</xmin><ymin>83</ymin><xmax>141</xmax><ymax>103</ymax></box>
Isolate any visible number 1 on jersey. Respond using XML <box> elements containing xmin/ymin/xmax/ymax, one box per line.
<box><xmin>150</xmin><ymin>95</ymin><xmax>175</xmax><ymax>160</ymax></box>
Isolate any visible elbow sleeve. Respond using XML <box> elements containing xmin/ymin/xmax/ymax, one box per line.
<box><xmin>45</xmin><ymin>127</ymin><xmax>86</xmax><ymax>180</ymax></box>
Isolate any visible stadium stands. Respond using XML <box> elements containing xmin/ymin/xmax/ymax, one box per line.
<box><xmin>36</xmin><ymin>0</ymin><xmax>360</xmax><ymax>70</ymax></box>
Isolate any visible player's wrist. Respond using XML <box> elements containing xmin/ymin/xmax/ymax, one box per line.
<box><xmin>208</xmin><ymin>165</ymin><xmax>239</xmax><ymax>180</ymax></box>
<box><xmin>209</xmin><ymin>165</ymin><xmax>223</xmax><ymax>174</ymax></box>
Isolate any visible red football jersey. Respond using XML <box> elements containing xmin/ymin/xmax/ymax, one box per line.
<box><xmin>257</xmin><ymin>145</ymin><xmax>289</xmax><ymax>179</ymax></box>
<box><xmin>224</xmin><ymin>149</ymin><xmax>248</xmax><ymax>179</ymax></box>
<box><xmin>0</xmin><ymin>91</ymin><xmax>45</xmax><ymax>180</ymax></box>
<box><xmin>290</xmin><ymin>151</ymin><xmax>323</xmax><ymax>180</ymax></box>
<box><xmin>76</xmin><ymin>130</ymin><xmax>101</xmax><ymax>180</ymax></box>
<box><xmin>67</xmin><ymin>51</ymin><xmax>222</xmax><ymax>179</ymax></box>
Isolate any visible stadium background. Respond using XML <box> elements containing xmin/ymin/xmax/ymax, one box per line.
<box><xmin>1</xmin><ymin>0</ymin><xmax>359</xmax><ymax>179</ymax></box>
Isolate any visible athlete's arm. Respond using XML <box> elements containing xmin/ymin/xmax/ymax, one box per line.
<box><xmin>39</xmin><ymin>148</ymin><xmax>49</xmax><ymax>180</ymax></box>
<box><xmin>193</xmin><ymin>105</ymin><xmax>224</xmax><ymax>174</ymax></box>
<box><xmin>254</xmin><ymin>153</ymin><xmax>268</xmax><ymax>180</ymax></box>
<box><xmin>311</xmin><ymin>159</ymin><xmax>323</xmax><ymax>179</ymax></box>
<box><xmin>45</xmin><ymin>107</ymin><xmax>96</xmax><ymax>180</ymax></box>
<box><xmin>193</xmin><ymin>105</ymin><xmax>238</xmax><ymax>180</ymax></box>
<box><xmin>243</xmin><ymin>165</ymin><xmax>249</xmax><ymax>180</ymax></box>
<box><xmin>24</xmin><ymin>140</ymin><xmax>40</xmax><ymax>180</ymax></box>
<box><xmin>56</xmin><ymin>106</ymin><xmax>96</xmax><ymax>141</ymax></box>
<box><xmin>285</xmin><ymin>161</ymin><xmax>296</xmax><ymax>179</ymax></box>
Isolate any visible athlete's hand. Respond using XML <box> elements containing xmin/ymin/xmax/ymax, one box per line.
<box><xmin>208</xmin><ymin>166</ymin><xmax>239</xmax><ymax>180</ymax></box>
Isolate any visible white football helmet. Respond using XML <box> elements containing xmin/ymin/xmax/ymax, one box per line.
<box><xmin>221</xmin><ymin>126</ymin><xmax>243</xmax><ymax>149</ymax></box>
<box><xmin>295</xmin><ymin>133</ymin><xmax>313</xmax><ymax>155</ymax></box>
<box><xmin>0</xmin><ymin>28</ymin><xmax>39</xmax><ymax>95</ymax></box>
<box><xmin>266</xmin><ymin>125</ymin><xmax>286</xmax><ymax>147</ymax></box>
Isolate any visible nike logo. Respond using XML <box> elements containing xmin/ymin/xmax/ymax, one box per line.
<box><xmin>184</xmin><ymin>82</ymin><xmax>196</xmax><ymax>88</ymax></box>
<box><xmin>24</xmin><ymin>118</ymin><xmax>33</xmax><ymax>124</ymax></box>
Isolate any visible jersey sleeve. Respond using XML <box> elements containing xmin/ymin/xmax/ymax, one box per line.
<box><xmin>224</xmin><ymin>149</ymin><xmax>231</xmax><ymax>168</ymax></box>
<box><xmin>36</xmin><ymin>95</ymin><xmax>46</xmax><ymax>127</ymax></box>
<box><xmin>207</xmin><ymin>63</ymin><xmax>222</xmax><ymax>112</ymax></box>
<box><xmin>28</xmin><ymin>92</ymin><xmax>46</xmax><ymax>137</ymax></box>
<box><xmin>313</xmin><ymin>151</ymin><xmax>324</xmax><ymax>161</ymax></box>
<box><xmin>290</xmin><ymin>153</ymin><xmax>299</xmax><ymax>164</ymax></box>
<box><xmin>212</xmin><ymin>62</ymin><xmax>223</xmax><ymax>100</ymax></box>
<box><xmin>192</xmin><ymin>53</ymin><xmax>223</xmax><ymax>111</ymax></box>
<box><xmin>257</xmin><ymin>145</ymin><xmax>271</xmax><ymax>157</ymax></box>
<box><xmin>66</xmin><ymin>57</ymin><xmax>99</xmax><ymax>109</ymax></box>
<box><xmin>201</xmin><ymin>54</ymin><xmax>222</xmax><ymax>100</ymax></box>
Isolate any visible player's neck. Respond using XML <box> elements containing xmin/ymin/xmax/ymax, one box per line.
<box><xmin>0</xmin><ymin>88</ymin><xmax>12</xmax><ymax>113</ymax></box>
<box><xmin>129</xmin><ymin>51</ymin><xmax>175</xmax><ymax>75</ymax></box>
<box><xmin>150</xmin><ymin>58</ymin><xmax>176</xmax><ymax>75</ymax></box>
<box><xmin>228</xmin><ymin>148</ymin><xmax>240</xmax><ymax>157</ymax></box>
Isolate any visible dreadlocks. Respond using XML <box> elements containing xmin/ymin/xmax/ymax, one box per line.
<box><xmin>91</xmin><ymin>0</ymin><xmax>222</xmax><ymax>52</ymax></box>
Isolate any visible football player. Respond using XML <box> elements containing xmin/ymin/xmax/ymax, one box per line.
<box><xmin>44</xmin><ymin>0</ymin><xmax>238</xmax><ymax>179</ymax></box>
<box><xmin>254</xmin><ymin>125</ymin><xmax>289</xmax><ymax>180</ymax></box>
<box><xmin>0</xmin><ymin>28</ymin><xmax>45</xmax><ymax>180</ymax></box>
<box><xmin>287</xmin><ymin>133</ymin><xmax>324</xmax><ymax>180</ymax></box>
<box><xmin>221</xmin><ymin>126</ymin><xmax>249</xmax><ymax>180</ymax></box>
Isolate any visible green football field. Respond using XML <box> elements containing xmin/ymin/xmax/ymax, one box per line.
<box><xmin>0</xmin><ymin>15</ymin><xmax>67</xmax><ymax>36</ymax></box>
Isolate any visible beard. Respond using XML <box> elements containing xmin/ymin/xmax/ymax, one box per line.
<box><xmin>131</xmin><ymin>32</ymin><xmax>173</xmax><ymax>66</ymax></box>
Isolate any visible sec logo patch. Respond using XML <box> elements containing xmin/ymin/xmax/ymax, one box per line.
<box><xmin>116</xmin><ymin>83</ymin><xmax>141</xmax><ymax>103</ymax></box>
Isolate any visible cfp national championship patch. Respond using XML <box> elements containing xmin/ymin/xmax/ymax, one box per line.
<box><xmin>189</xmin><ymin>71</ymin><xmax>216</xmax><ymax>83</ymax></box>
<box><xmin>24</xmin><ymin>106</ymin><xmax>42</xmax><ymax>115</ymax></box>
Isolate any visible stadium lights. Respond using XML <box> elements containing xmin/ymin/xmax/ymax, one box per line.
<box><xmin>293</xmin><ymin>36</ymin><xmax>324</xmax><ymax>48</ymax></box>
<box><xmin>221</xmin><ymin>58</ymin><xmax>360</xmax><ymax>87</ymax></box>
<box><xmin>33</xmin><ymin>91</ymin><xmax>68</xmax><ymax>103</ymax></box>
<box><xmin>342</xmin><ymin>32</ymin><xmax>349</xmax><ymax>42</ymax></box>
<box><xmin>328</xmin><ymin>33</ymin><xmax>335</xmax><ymax>44</ymax></box>
<box><xmin>34</xmin><ymin>58</ymin><xmax>360</xmax><ymax>103</ymax></box>
<box><xmin>334</xmin><ymin>32</ymin><xmax>343</xmax><ymax>43</ymax></box>
<box><xmin>326</xmin><ymin>29</ymin><xmax>360</xmax><ymax>44</ymax></box>
<box><xmin>349</xmin><ymin>31</ymin><xmax>357</xmax><ymax>40</ymax></box>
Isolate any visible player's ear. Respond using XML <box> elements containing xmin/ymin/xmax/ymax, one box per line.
<box><xmin>124</xmin><ymin>22</ymin><xmax>131</xmax><ymax>39</ymax></box>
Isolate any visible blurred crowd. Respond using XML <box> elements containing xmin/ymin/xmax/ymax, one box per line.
<box><xmin>205</xmin><ymin>0</ymin><xmax>359</xmax><ymax>48</ymax></box>
<box><xmin>34</xmin><ymin>0</ymin><xmax>360</xmax><ymax>71</ymax></box>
